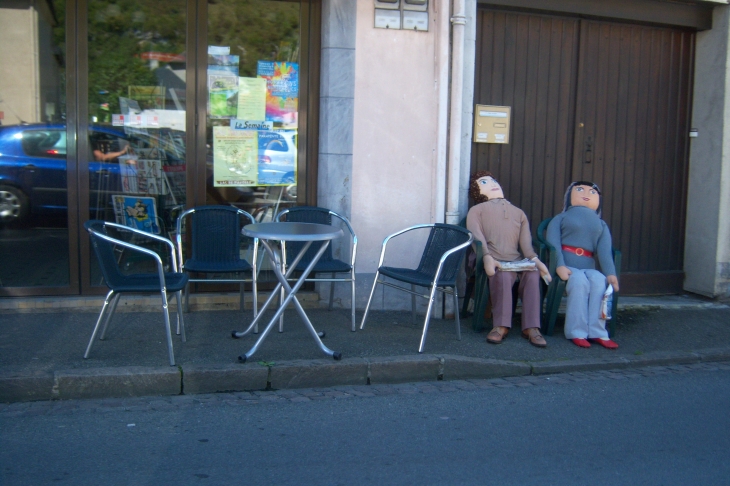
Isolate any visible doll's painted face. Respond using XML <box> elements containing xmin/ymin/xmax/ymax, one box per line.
<box><xmin>570</xmin><ymin>184</ymin><xmax>600</xmax><ymax>211</ymax></box>
<box><xmin>477</xmin><ymin>176</ymin><xmax>504</xmax><ymax>200</ymax></box>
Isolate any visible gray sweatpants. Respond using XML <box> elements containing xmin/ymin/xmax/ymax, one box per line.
<box><xmin>564</xmin><ymin>267</ymin><xmax>609</xmax><ymax>340</ymax></box>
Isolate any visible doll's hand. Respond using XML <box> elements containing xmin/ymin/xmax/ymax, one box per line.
<box><xmin>483</xmin><ymin>254</ymin><xmax>500</xmax><ymax>277</ymax></box>
<box><xmin>607</xmin><ymin>275</ymin><xmax>619</xmax><ymax>292</ymax></box>
<box><xmin>534</xmin><ymin>259</ymin><xmax>551</xmax><ymax>283</ymax></box>
<box><xmin>556</xmin><ymin>265</ymin><xmax>571</xmax><ymax>281</ymax></box>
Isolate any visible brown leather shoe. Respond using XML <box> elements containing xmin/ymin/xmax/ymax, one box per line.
<box><xmin>522</xmin><ymin>328</ymin><xmax>547</xmax><ymax>348</ymax></box>
<box><xmin>487</xmin><ymin>326</ymin><xmax>509</xmax><ymax>344</ymax></box>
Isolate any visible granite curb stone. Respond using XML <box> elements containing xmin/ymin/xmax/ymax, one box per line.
<box><xmin>695</xmin><ymin>347</ymin><xmax>730</xmax><ymax>362</ymax></box>
<box><xmin>0</xmin><ymin>371</ymin><xmax>55</xmax><ymax>403</ymax></box>
<box><xmin>439</xmin><ymin>354</ymin><xmax>531</xmax><ymax>381</ymax></box>
<box><xmin>53</xmin><ymin>366</ymin><xmax>181</xmax><ymax>400</ymax></box>
<box><xmin>3</xmin><ymin>348</ymin><xmax>730</xmax><ymax>403</ymax></box>
<box><xmin>268</xmin><ymin>358</ymin><xmax>368</xmax><ymax>389</ymax></box>
<box><xmin>368</xmin><ymin>355</ymin><xmax>441</xmax><ymax>384</ymax></box>
<box><xmin>182</xmin><ymin>363</ymin><xmax>269</xmax><ymax>394</ymax></box>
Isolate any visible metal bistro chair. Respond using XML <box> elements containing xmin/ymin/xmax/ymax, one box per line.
<box><xmin>176</xmin><ymin>205</ymin><xmax>259</xmax><ymax>321</ymax></box>
<box><xmin>275</xmin><ymin>206</ymin><xmax>358</xmax><ymax>331</ymax></box>
<box><xmin>535</xmin><ymin>217</ymin><xmax>621</xmax><ymax>337</ymax></box>
<box><xmin>360</xmin><ymin>224</ymin><xmax>473</xmax><ymax>352</ymax></box>
<box><xmin>84</xmin><ymin>220</ymin><xmax>188</xmax><ymax>366</ymax></box>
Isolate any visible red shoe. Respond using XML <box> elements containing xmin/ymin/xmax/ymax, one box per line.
<box><xmin>571</xmin><ymin>338</ymin><xmax>591</xmax><ymax>348</ymax></box>
<box><xmin>589</xmin><ymin>338</ymin><xmax>618</xmax><ymax>349</ymax></box>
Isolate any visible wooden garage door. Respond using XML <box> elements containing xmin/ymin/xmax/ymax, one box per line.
<box><xmin>472</xmin><ymin>9</ymin><xmax>695</xmax><ymax>294</ymax></box>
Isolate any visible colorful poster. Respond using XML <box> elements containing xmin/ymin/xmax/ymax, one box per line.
<box><xmin>212</xmin><ymin>126</ymin><xmax>258</xmax><ymax>186</ymax></box>
<box><xmin>237</xmin><ymin>77</ymin><xmax>267</xmax><ymax>121</ymax></box>
<box><xmin>208</xmin><ymin>54</ymin><xmax>239</xmax><ymax>76</ymax></box>
<box><xmin>257</xmin><ymin>61</ymin><xmax>298</xmax><ymax>128</ymax></box>
<box><xmin>257</xmin><ymin>129</ymin><xmax>297</xmax><ymax>186</ymax></box>
<box><xmin>112</xmin><ymin>195</ymin><xmax>161</xmax><ymax>234</ymax></box>
<box><xmin>208</xmin><ymin>73</ymin><xmax>238</xmax><ymax>119</ymax></box>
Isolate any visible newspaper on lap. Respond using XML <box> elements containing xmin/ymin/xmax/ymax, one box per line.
<box><xmin>498</xmin><ymin>258</ymin><xmax>536</xmax><ymax>272</ymax></box>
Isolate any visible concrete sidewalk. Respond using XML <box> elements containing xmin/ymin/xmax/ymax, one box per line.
<box><xmin>0</xmin><ymin>293</ymin><xmax>728</xmax><ymax>403</ymax></box>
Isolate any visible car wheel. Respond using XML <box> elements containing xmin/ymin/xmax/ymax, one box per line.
<box><xmin>0</xmin><ymin>185</ymin><xmax>29</xmax><ymax>224</ymax></box>
<box><xmin>283</xmin><ymin>183</ymin><xmax>297</xmax><ymax>201</ymax></box>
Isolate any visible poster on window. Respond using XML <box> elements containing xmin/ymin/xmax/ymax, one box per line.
<box><xmin>112</xmin><ymin>195</ymin><xmax>161</xmax><ymax>234</ymax></box>
<box><xmin>208</xmin><ymin>73</ymin><xmax>238</xmax><ymax>119</ymax></box>
<box><xmin>237</xmin><ymin>77</ymin><xmax>267</xmax><ymax>121</ymax></box>
<box><xmin>257</xmin><ymin>130</ymin><xmax>296</xmax><ymax>186</ymax></box>
<box><xmin>212</xmin><ymin>126</ymin><xmax>258</xmax><ymax>186</ymax></box>
<box><xmin>257</xmin><ymin>61</ymin><xmax>298</xmax><ymax>128</ymax></box>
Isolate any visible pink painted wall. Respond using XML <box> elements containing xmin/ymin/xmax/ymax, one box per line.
<box><xmin>351</xmin><ymin>2</ymin><xmax>444</xmax><ymax>272</ymax></box>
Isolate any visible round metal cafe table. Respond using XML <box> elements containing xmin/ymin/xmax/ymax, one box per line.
<box><xmin>231</xmin><ymin>222</ymin><xmax>344</xmax><ymax>362</ymax></box>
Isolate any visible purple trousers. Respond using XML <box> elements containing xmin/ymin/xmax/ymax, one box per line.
<box><xmin>488</xmin><ymin>270</ymin><xmax>541</xmax><ymax>330</ymax></box>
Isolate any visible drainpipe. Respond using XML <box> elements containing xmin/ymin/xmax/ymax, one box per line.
<box><xmin>445</xmin><ymin>0</ymin><xmax>466</xmax><ymax>225</ymax></box>
<box><xmin>434</xmin><ymin>0</ymin><xmax>450</xmax><ymax>224</ymax></box>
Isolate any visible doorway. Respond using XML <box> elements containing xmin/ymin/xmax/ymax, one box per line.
<box><xmin>471</xmin><ymin>8</ymin><xmax>694</xmax><ymax>294</ymax></box>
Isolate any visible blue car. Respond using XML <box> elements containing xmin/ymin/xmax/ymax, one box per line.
<box><xmin>0</xmin><ymin>123</ymin><xmax>185</xmax><ymax>224</ymax></box>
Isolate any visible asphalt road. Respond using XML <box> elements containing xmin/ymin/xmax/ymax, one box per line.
<box><xmin>2</xmin><ymin>362</ymin><xmax>729</xmax><ymax>485</ymax></box>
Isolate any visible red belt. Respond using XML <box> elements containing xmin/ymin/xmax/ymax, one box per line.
<box><xmin>562</xmin><ymin>245</ymin><xmax>593</xmax><ymax>257</ymax></box>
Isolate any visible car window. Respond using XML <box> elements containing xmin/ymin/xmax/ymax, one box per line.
<box><xmin>21</xmin><ymin>130</ymin><xmax>67</xmax><ymax>158</ymax></box>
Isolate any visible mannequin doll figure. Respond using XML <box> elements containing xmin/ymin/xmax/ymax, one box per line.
<box><xmin>466</xmin><ymin>171</ymin><xmax>551</xmax><ymax>348</ymax></box>
<box><xmin>546</xmin><ymin>181</ymin><xmax>619</xmax><ymax>349</ymax></box>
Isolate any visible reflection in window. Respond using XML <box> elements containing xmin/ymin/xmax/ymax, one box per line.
<box><xmin>87</xmin><ymin>0</ymin><xmax>187</xmax><ymax>281</ymax></box>
<box><xmin>0</xmin><ymin>0</ymin><xmax>70</xmax><ymax>288</ymax></box>
<box><xmin>206</xmin><ymin>0</ymin><xmax>301</xmax><ymax>222</ymax></box>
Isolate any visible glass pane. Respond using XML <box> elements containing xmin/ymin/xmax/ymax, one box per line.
<box><xmin>206</xmin><ymin>0</ymin><xmax>300</xmax><ymax>223</ymax></box>
<box><xmin>0</xmin><ymin>0</ymin><xmax>70</xmax><ymax>287</ymax></box>
<box><xmin>87</xmin><ymin>0</ymin><xmax>187</xmax><ymax>280</ymax></box>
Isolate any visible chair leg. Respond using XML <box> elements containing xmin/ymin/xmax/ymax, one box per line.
<box><xmin>279</xmin><ymin>285</ymin><xmax>285</xmax><ymax>333</ymax></box>
<box><xmin>461</xmin><ymin>278</ymin><xmax>474</xmax><ymax>316</ymax></box>
<box><xmin>176</xmin><ymin>290</ymin><xmax>186</xmax><ymax>342</ymax></box>
<box><xmin>252</xmin><ymin>271</ymin><xmax>258</xmax><ymax>319</ymax></box>
<box><xmin>418</xmin><ymin>285</ymin><xmax>439</xmax><ymax>353</ymax></box>
<box><xmin>411</xmin><ymin>284</ymin><xmax>417</xmax><ymax>324</ymax></box>
<box><xmin>359</xmin><ymin>271</ymin><xmax>381</xmax><ymax>330</ymax></box>
<box><xmin>184</xmin><ymin>281</ymin><xmax>191</xmax><ymax>313</ymax></box>
<box><xmin>350</xmin><ymin>272</ymin><xmax>356</xmax><ymax>332</ymax></box>
<box><xmin>545</xmin><ymin>279</ymin><xmax>566</xmax><ymax>336</ymax></box>
<box><xmin>328</xmin><ymin>274</ymin><xmax>335</xmax><ymax>311</ymax></box>
<box><xmin>84</xmin><ymin>290</ymin><xmax>115</xmax><ymax>359</ymax></box>
<box><xmin>99</xmin><ymin>292</ymin><xmax>121</xmax><ymax>340</ymax></box>
<box><xmin>453</xmin><ymin>289</ymin><xmax>461</xmax><ymax>341</ymax></box>
<box><xmin>160</xmin><ymin>289</ymin><xmax>176</xmax><ymax>367</ymax></box>
<box><xmin>472</xmin><ymin>272</ymin><xmax>489</xmax><ymax>332</ymax></box>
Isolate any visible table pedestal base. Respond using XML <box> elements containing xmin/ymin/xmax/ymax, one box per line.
<box><xmin>232</xmin><ymin>238</ymin><xmax>342</xmax><ymax>362</ymax></box>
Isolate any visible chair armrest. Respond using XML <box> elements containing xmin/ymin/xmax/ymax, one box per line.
<box><xmin>105</xmin><ymin>221</ymin><xmax>179</xmax><ymax>271</ymax></box>
<box><xmin>376</xmin><ymin>224</ymin><xmax>435</xmax><ymax>268</ymax></box>
<box><xmin>89</xmin><ymin>228</ymin><xmax>168</xmax><ymax>284</ymax></box>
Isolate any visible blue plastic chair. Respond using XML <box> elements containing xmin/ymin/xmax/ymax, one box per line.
<box><xmin>175</xmin><ymin>205</ymin><xmax>259</xmax><ymax>320</ymax></box>
<box><xmin>359</xmin><ymin>224</ymin><xmax>473</xmax><ymax>352</ymax></box>
<box><xmin>84</xmin><ymin>220</ymin><xmax>188</xmax><ymax>366</ymax></box>
<box><xmin>535</xmin><ymin>217</ymin><xmax>621</xmax><ymax>337</ymax></box>
<box><xmin>275</xmin><ymin>206</ymin><xmax>357</xmax><ymax>331</ymax></box>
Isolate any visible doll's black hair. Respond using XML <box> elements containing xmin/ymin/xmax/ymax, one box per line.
<box><xmin>562</xmin><ymin>181</ymin><xmax>602</xmax><ymax>217</ymax></box>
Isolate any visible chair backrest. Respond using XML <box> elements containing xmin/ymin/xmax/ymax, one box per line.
<box><xmin>276</xmin><ymin>206</ymin><xmax>350</xmax><ymax>265</ymax></box>
<box><xmin>179</xmin><ymin>205</ymin><xmax>254</xmax><ymax>266</ymax></box>
<box><xmin>85</xmin><ymin>220</ymin><xmax>144</xmax><ymax>289</ymax></box>
<box><xmin>415</xmin><ymin>224</ymin><xmax>472</xmax><ymax>285</ymax></box>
